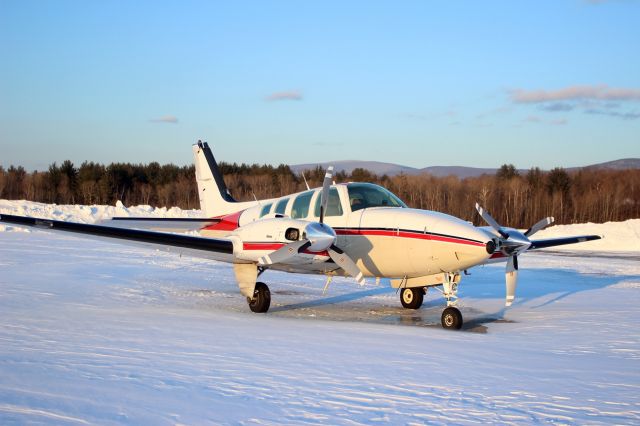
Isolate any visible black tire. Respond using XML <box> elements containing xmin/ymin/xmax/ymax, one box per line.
<box><xmin>247</xmin><ymin>282</ymin><xmax>271</xmax><ymax>313</ymax></box>
<box><xmin>400</xmin><ymin>287</ymin><xmax>424</xmax><ymax>309</ymax></box>
<box><xmin>441</xmin><ymin>306</ymin><xmax>463</xmax><ymax>330</ymax></box>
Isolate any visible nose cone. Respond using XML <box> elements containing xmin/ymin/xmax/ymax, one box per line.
<box><xmin>499</xmin><ymin>228</ymin><xmax>531</xmax><ymax>255</ymax></box>
<box><xmin>304</xmin><ymin>222</ymin><xmax>336</xmax><ymax>252</ymax></box>
<box><xmin>429</xmin><ymin>214</ymin><xmax>494</xmax><ymax>270</ymax></box>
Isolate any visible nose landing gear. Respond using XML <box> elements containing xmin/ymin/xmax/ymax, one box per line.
<box><xmin>441</xmin><ymin>306</ymin><xmax>463</xmax><ymax>330</ymax></box>
<box><xmin>439</xmin><ymin>273</ymin><xmax>463</xmax><ymax>329</ymax></box>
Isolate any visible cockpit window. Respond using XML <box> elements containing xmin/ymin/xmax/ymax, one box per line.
<box><xmin>275</xmin><ymin>198</ymin><xmax>289</xmax><ymax>215</ymax></box>
<box><xmin>313</xmin><ymin>187</ymin><xmax>343</xmax><ymax>217</ymax></box>
<box><xmin>347</xmin><ymin>183</ymin><xmax>407</xmax><ymax>212</ymax></box>
<box><xmin>259</xmin><ymin>203</ymin><xmax>273</xmax><ymax>217</ymax></box>
<box><xmin>291</xmin><ymin>191</ymin><xmax>314</xmax><ymax>219</ymax></box>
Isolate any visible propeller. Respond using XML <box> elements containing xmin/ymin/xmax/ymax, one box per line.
<box><xmin>259</xmin><ymin>166</ymin><xmax>365</xmax><ymax>285</ymax></box>
<box><xmin>258</xmin><ymin>240</ymin><xmax>311</xmax><ymax>266</ymax></box>
<box><xmin>525</xmin><ymin>216</ymin><xmax>554</xmax><ymax>237</ymax></box>
<box><xmin>319</xmin><ymin>166</ymin><xmax>333</xmax><ymax>224</ymax></box>
<box><xmin>475</xmin><ymin>203</ymin><xmax>553</xmax><ymax>306</ymax></box>
<box><xmin>505</xmin><ymin>255</ymin><xmax>518</xmax><ymax>307</ymax></box>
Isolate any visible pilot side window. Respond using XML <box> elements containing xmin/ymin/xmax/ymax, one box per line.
<box><xmin>291</xmin><ymin>191</ymin><xmax>314</xmax><ymax>219</ymax></box>
<box><xmin>259</xmin><ymin>203</ymin><xmax>273</xmax><ymax>217</ymax></box>
<box><xmin>313</xmin><ymin>188</ymin><xmax>343</xmax><ymax>217</ymax></box>
<box><xmin>275</xmin><ymin>198</ymin><xmax>289</xmax><ymax>216</ymax></box>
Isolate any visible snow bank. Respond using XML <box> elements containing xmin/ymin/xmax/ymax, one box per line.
<box><xmin>534</xmin><ymin>219</ymin><xmax>640</xmax><ymax>252</ymax></box>
<box><xmin>0</xmin><ymin>199</ymin><xmax>202</xmax><ymax>231</ymax></box>
<box><xmin>1</xmin><ymin>199</ymin><xmax>638</xmax><ymax>252</ymax></box>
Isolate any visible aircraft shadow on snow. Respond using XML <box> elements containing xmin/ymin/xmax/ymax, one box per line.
<box><xmin>261</xmin><ymin>254</ymin><xmax>636</xmax><ymax>333</ymax></box>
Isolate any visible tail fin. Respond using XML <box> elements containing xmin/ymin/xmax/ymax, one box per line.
<box><xmin>192</xmin><ymin>141</ymin><xmax>240</xmax><ymax>217</ymax></box>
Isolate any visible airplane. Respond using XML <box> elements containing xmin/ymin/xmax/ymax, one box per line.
<box><xmin>0</xmin><ymin>141</ymin><xmax>601</xmax><ymax>329</ymax></box>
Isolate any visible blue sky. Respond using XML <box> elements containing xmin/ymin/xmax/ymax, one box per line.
<box><xmin>1</xmin><ymin>0</ymin><xmax>639</xmax><ymax>171</ymax></box>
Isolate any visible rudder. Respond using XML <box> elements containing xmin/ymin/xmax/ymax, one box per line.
<box><xmin>192</xmin><ymin>141</ymin><xmax>241</xmax><ymax>217</ymax></box>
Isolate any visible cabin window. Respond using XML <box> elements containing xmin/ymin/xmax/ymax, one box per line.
<box><xmin>291</xmin><ymin>191</ymin><xmax>314</xmax><ymax>219</ymax></box>
<box><xmin>259</xmin><ymin>203</ymin><xmax>273</xmax><ymax>217</ymax></box>
<box><xmin>313</xmin><ymin>188</ymin><xmax>343</xmax><ymax>217</ymax></box>
<box><xmin>347</xmin><ymin>183</ymin><xmax>407</xmax><ymax>211</ymax></box>
<box><xmin>275</xmin><ymin>198</ymin><xmax>289</xmax><ymax>215</ymax></box>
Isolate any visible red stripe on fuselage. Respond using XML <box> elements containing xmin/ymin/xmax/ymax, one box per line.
<box><xmin>243</xmin><ymin>242</ymin><xmax>285</xmax><ymax>251</ymax></box>
<box><xmin>302</xmin><ymin>249</ymin><xmax>330</xmax><ymax>256</ymax></box>
<box><xmin>335</xmin><ymin>228</ymin><xmax>484</xmax><ymax>247</ymax></box>
<box><xmin>242</xmin><ymin>242</ymin><xmax>329</xmax><ymax>256</ymax></box>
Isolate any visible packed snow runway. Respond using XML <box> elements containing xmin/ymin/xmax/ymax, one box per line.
<box><xmin>1</xmin><ymin>202</ymin><xmax>639</xmax><ymax>424</ymax></box>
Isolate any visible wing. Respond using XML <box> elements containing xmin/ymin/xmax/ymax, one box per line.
<box><xmin>99</xmin><ymin>217</ymin><xmax>221</xmax><ymax>233</ymax></box>
<box><xmin>0</xmin><ymin>213</ymin><xmax>235</xmax><ymax>262</ymax></box>
<box><xmin>529</xmin><ymin>235</ymin><xmax>601</xmax><ymax>250</ymax></box>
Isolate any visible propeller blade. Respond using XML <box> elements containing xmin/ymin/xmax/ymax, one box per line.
<box><xmin>258</xmin><ymin>240</ymin><xmax>311</xmax><ymax>266</ymax></box>
<box><xmin>505</xmin><ymin>255</ymin><xmax>519</xmax><ymax>307</ymax></box>
<box><xmin>319</xmin><ymin>166</ymin><xmax>334</xmax><ymax>224</ymax></box>
<box><xmin>475</xmin><ymin>203</ymin><xmax>509</xmax><ymax>239</ymax></box>
<box><xmin>524</xmin><ymin>216</ymin><xmax>554</xmax><ymax>237</ymax></box>
<box><xmin>328</xmin><ymin>245</ymin><xmax>365</xmax><ymax>286</ymax></box>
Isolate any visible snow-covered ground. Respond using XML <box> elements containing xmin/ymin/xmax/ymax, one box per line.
<box><xmin>1</xmin><ymin>200</ymin><xmax>639</xmax><ymax>424</ymax></box>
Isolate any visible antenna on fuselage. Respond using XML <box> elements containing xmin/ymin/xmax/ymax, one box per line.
<box><xmin>301</xmin><ymin>172</ymin><xmax>310</xmax><ymax>191</ymax></box>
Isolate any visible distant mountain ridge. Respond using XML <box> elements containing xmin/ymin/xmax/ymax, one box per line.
<box><xmin>290</xmin><ymin>158</ymin><xmax>640</xmax><ymax>178</ymax></box>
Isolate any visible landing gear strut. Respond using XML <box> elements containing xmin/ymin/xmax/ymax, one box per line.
<box><xmin>400</xmin><ymin>287</ymin><xmax>424</xmax><ymax>309</ymax></box>
<box><xmin>438</xmin><ymin>273</ymin><xmax>464</xmax><ymax>330</ymax></box>
<box><xmin>248</xmin><ymin>282</ymin><xmax>271</xmax><ymax>313</ymax></box>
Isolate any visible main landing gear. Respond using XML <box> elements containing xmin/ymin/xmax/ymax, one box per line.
<box><xmin>400</xmin><ymin>287</ymin><xmax>424</xmax><ymax>309</ymax></box>
<box><xmin>247</xmin><ymin>282</ymin><xmax>271</xmax><ymax>313</ymax></box>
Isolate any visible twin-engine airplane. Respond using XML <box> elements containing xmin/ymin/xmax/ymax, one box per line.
<box><xmin>0</xmin><ymin>141</ymin><xmax>601</xmax><ymax>329</ymax></box>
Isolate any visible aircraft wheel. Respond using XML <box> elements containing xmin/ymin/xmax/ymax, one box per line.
<box><xmin>400</xmin><ymin>287</ymin><xmax>424</xmax><ymax>309</ymax></box>
<box><xmin>247</xmin><ymin>282</ymin><xmax>271</xmax><ymax>313</ymax></box>
<box><xmin>441</xmin><ymin>307</ymin><xmax>463</xmax><ymax>330</ymax></box>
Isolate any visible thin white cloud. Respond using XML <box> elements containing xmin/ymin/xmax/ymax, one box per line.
<box><xmin>509</xmin><ymin>85</ymin><xmax>640</xmax><ymax>120</ymax></box>
<box><xmin>265</xmin><ymin>91</ymin><xmax>303</xmax><ymax>102</ymax></box>
<box><xmin>149</xmin><ymin>115</ymin><xmax>178</xmax><ymax>123</ymax></box>
<box><xmin>540</xmin><ymin>102</ymin><xmax>574</xmax><ymax>112</ymax></box>
<box><xmin>585</xmin><ymin>109</ymin><xmax>640</xmax><ymax>120</ymax></box>
<box><xmin>510</xmin><ymin>85</ymin><xmax>640</xmax><ymax>103</ymax></box>
<box><xmin>522</xmin><ymin>116</ymin><xmax>568</xmax><ymax>125</ymax></box>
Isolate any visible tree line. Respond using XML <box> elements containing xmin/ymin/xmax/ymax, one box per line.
<box><xmin>0</xmin><ymin>161</ymin><xmax>638</xmax><ymax>227</ymax></box>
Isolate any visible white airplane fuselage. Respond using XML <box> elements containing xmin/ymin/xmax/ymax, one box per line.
<box><xmin>199</xmin><ymin>183</ymin><xmax>492</xmax><ymax>287</ymax></box>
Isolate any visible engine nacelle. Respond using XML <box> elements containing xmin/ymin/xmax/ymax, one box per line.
<box><xmin>231</xmin><ymin>218</ymin><xmax>335</xmax><ymax>263</ymax></box>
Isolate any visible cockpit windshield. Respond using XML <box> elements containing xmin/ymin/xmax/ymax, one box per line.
<box><xmin>346</xmin><ymin>183</ymin><xmax>407</xmax><ymax>212</ymax></box>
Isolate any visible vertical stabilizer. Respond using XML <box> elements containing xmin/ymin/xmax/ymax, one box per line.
<box><xmin>193</xmin><ymin>141</ymin><xmax>252</xmax><ymax>217</ymax></box>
